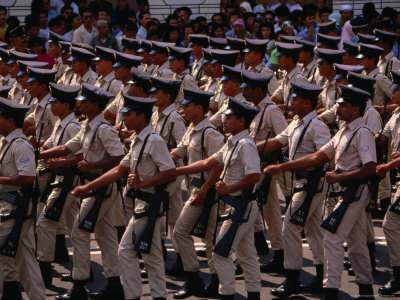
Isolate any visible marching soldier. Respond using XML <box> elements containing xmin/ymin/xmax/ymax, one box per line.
<box><xmin>208</xmin><ymin>49</ymin><xmax>239</xmax><ymax>114</ymax></box>
<box><xmin>48</xmin><ymin>31</ymin><xmax>70</xmax><ymax>82</ymax></box>
<box><xmin>241</xmin><ymin>71</ymin><xmax>288</xmax><ymax>273</ymax></box>
<box><xmin>376</xmin><ymin>70</ymin><xmax>400</xmax><ymax>296</ymax></box>
<box><xmin>297</xmin><ymin>40</ymin><xmax>318</xmax><ymax>83</ymax></box>
<box><xmin>225</xmin><ymin>37</ymin><xmax>246</xmax><ymax>69</ymax></box>
<box><xmin>69</xmin><ymin>47</ymin><xmax>98</xmax><ymax>86</ymax></box>
<box><xmin>6</xmin><ymin>51</ymin><xmax>37</xmax><ymax>87</ymax></box>
<box><xmin>36</xmin><ymin>83</ymin><xmax>81</xmax><ymax>287</ymax></box>
<box><xmin>168</xmin><ymin>46</ymin><xmax>199</xmax><ymax>106</ymax></box>
<box><xmin>93</xmin><ymin>46</ymin><xmax>122</xmax><ymax>97</ymax></box>
<box><xmin>0</xmin><ymin>48</ymin><xmax>12</xmax><ymax>86</ymax></box>
<box><xmin>357</xmin><ymin>43</ymin><xmax>392</xmax><ymax>107</ymax></box>
<box><xmin>172</xmin><ymin>88</ymin><xmax>225</xmax><ymax>299</ymax></box>
<box><xmin>0</xmin><ymin>97</ymin><xmax>46</xmax><ymax>300</ymax></box>
<box><xmin>57</xmin><ymin>41</ymin><xmax>74</xmax><ymax>86</ymax></box>
<box><xmin>201</xmin><ymin>50</ymin><xmax>218</xmax><ymax>93</ymax></box>
<box><xmin>189</xmin><ymin>34</ymin><xmax>209</xmax><ymax>84</ymax></box>
<box><xmin>120</xmin><ymin>37</ymin><xmax>140</xmax><ymax>55</ymax></box>
<box><xmin>376</xmin><ymin>29</ymin><xmax>400</xmax><ymax>79</ymax></box>
<box><xmin>209</xmin><ymin>65</ymin><xmax>249</xmax><ymax>129</ymax></box>
<box><xmin>243</xmin><ymin>38</ymin><xmax>279</xmax><ymax>95</ymax></box>
<box><xmin>315</xmin><ymin>48</ymin><xmax>344</xmax><ymax>112</ymax></box>
<box><xmin>72</xmin><ymin>95</ymin><xmax>175</xmax><ymax>300</ymax></box>
<box><xmin>342</xmin><ymin>40</ymin><xmax>360</xmax><ymax>66</ymax></box>
<box><xmin>259</xmin><ymin>82</ymin><xmax>330</xmax><ymax>297</ymax></box>
<box><xmin>176</xmin><ymin>97</ymin><xmax>262</xmax><ymax>300</ymax></box>
<box><xmin>265</xmin><ymin>85</ymin><xmax>377</xmax><ymax>300</ymax></box>
<box><xmin>104</xmin><ymin>52</ymin><xmax>144</xmax><ymax>126</ymax></box>
<box><xmin>270</xmin><ymin>42</ymin><xmax>307</xmax><ymax>111</ymax></box>
<box><xmin>39</xmin><ymin>84</ymin><xmax>125</xmax><ymax>300</ymax></box>
<box><xmin>149</xmin><ymin>76</ymin><xmax>186</xmax><ymax>273</ymax></box>
<box><xmin>150</xmin><ymin>41</ymin><xmax>174</xmax><ymax>78</ymax></box>
<box><xmin>316</xmin><ymin>33</ymin><xmax>341</xmax><ymax>50</ymax></box>
<box><xmin>137</xmin><ymin>40</ymin><xmax>156</xmax><ymax>75</ymax></box>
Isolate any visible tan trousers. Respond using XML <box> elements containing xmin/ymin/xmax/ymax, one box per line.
<box><xmin>118</xmin><ymin>216</ymin><xmax>167</xmax><ymax>299</ymax></box>
<box><xmin>378</xmin><ymin>173</ymin><xmax>391</xmax><ymax>200</ymax></box>
<box><xmin>283</xmin><ymin>178</ymin><xmax>325</xmax><ymax>270</ymax></box>
<box><xmin>174</xmin><ymin>193</ymin><xmax>217</xmax><ymax>273</ymax></box>
<box><xmin>277</xmin><ymin>171</ymin><xmax>292</xmax><ymax>198</ymax></box>
<box><xmin>0</xmin><ymin>217</ymin><xmax>46</xmax><ymax>300</ymax></box>
<box><xmin>160</xmin><ymin>176</ymin><xmax>183</xmax><ymax>251</ymax></box>
<box><xmin>383</xmin><ymin>186</ymin><xmax>400</xmax><ymax>266</ymax></box>
<box><xmin>213</xmin><ymin>200</ymin><xmax>261</xmax><ymax>295</ymax></box>
<box><xmin>253</xmin><ymin>176</ymin><xmax>284</xmax><ymax>250</ymax></box>
<box><xmin>37</xmin><ymin>182</ymin><xmax>79</xmax><ymax>262</ymax></box>
<box><xmin>121</xmin><ymin>186</ymin><xmax>134</xmax><ymax>225</ymax></box>
<box><xmin>323</xmin><ymin>184</ymin><xmax>373</xmax><ymax>288</ymax></box>
<box><xmin>71</xmin><ymin>184</ymin><xmax>119</xmax><ymax>280</ymax></box>
<box><xmin>365</xmin><ymin>211</ymin><xmax>375</xmax><ymax>243</ymax></box>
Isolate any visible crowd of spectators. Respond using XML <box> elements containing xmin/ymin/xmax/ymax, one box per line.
<box><xmin>1</xmin><ymin>0</ymin><xmax>400</xmax><ymax>69</ymax></box>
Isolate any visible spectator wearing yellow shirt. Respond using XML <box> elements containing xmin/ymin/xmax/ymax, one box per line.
<box><xmin>0</xmin><ymin>6</ymin><xmax>8</xmax><ymax>42</ymax></box>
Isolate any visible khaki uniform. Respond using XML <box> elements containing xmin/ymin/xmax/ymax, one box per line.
<box><xmin>320</xmin><ymin>117</ymin><xmax>376</xmax><ymax>288</ymax></box>
<box><xmin>248</xmin><ymin>63</ymin><xmax>279</xmax><ymax>96</ymax></box>
<box><xmin>152</xmin><ymin>61</ymin><xmax>173</xmax><ymax>78</ymax></box>
<box><xmin>191</xmin><ymin>57</ymin><xmax>204</xmax><ymax>83</ymax></box>
<box><xmin>37</xmin><ymin>113</ymin><xmax>81</xmax><ymax>262</ymax></box>
<box><xmin>65</xmin><ymin>113</ymin><xmax>125</xmax><ymax>280</ymax></box>
<box><xmin>53</xmin><ymin>57</ymin><xmax>68</xmax><ymax>81</ymax></box>
<box><xmin>119</xmin><ymin>125</ymin><xmax>175</xmax><ymax>299</ymax></box>
<box><xmin>9</xmin><ymin>82</ymin><xmax>24</xmax><ymax>103</ymax></box>
<box><xmin>0</xmin><ymin>75</ymin><xmax>16</xmax><ymax>87</ymax></box>
<box><xmin>139</xmin><ymin>63</ymin><xmax>156</xmax><ymax>75</ymax></box>
<box><xmin>204</xmin><ymin>77</ymin><xmax>218</xmax><ymax>93</ymax></box>
<box><xmin>212</xmin><ymin>129</ymin><xmax>261</xmax><ymax>295</ymax></box>
<box><xmin>382</xmin><ymin>108</ymin><xmax>400</xmax><ymax>266</ymax></box>
<box><xmin>378</xmin><ymin>52</ymin><xmax>400</xmax><ymax>79</ymax></box>
<box><xmin>209</xmin><ymin>79</ymin><xmax>224</xmax><ymax>112</ymax></box>
<box><xmin>95</xmin><ymin>71</ymin><xmax>123</xmax><ymax>97</ymax></box>
<box><xmin>172</xmin><ymin>118</ymin><xmax>224</xmax><ymax>274</ymax></box>
<box><xmin>57</xmin><ymin>66</ymin><xmax>74</xmax><ymax>85</ymax></box>
<box><xmin>272</xmin><ymin>66</ymin><xmax>308</xmax><ymax>104</ymax></box>
<box><xmin>105</xmin><ymin>84</ymin><xmax>131</xmax><ymax>126</ymax></box>
<box><xmin>251</xmin><ymin>96</ymin><xmax>287</xmax><ymax>251</ymax></box>
<box><xmin>210</xmin><ymin>93</ymin><xmax>249</xmax><ymax>128</ymax></box>
<box><xmin>301</xmin><ymin>60</ymin><xmax>318</xmax><ymax>84</ymax></box>
<box><xmin>0</xmin><ymin>129</ymin><xmax>46</xmax><ymax>300</ymax></box>
<box><xmin>368</xmin><ymin>68</ymin><xmax>392</xmax><ymax>106</ymax></box>
<box><xmin>151</xmin><ymin>104</ymin><xmax>186</xmax><ymax>249</ymax></box>
<box><xmin>275</xmin><ymin>110</ymin><xmax>330</xmax><ymax>270</ymax></box>
<box><xmin>173</xmin><ymin>69</ymin><xmax>198</xmax><ymax>107</ymax></box>
<box><xmin>319</xmin><ymin>79</ymin><xmax>336</xmax><ymax>111</ymax></box>
<box><xmin>70</xmin><ymin>69</ymin><xmax>98</xmax><ymax>86</ymax></box>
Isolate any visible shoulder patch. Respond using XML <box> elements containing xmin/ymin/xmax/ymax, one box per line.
<box><xmin>176</xmin><ymin>129</ymin><xmax>185</xmax><ymax>135</ymax></box>
<box><xmin>20</xmin><ymin>157</ymin><xmax>30</xmax><ymax>164</ymax></box>
<box><xmin>367</xmin><ymin>123</ymin><xmax>376</xmax><ymax>128</ymax></box>
<box><xmin>273</xmin><ymin>118</ymin><xmax>282</xmax><ymax>124</ymax></box>
<box><xmin>316</xmin><ymin>138</ymin><xmax>326</xmax><ymax>143</ymax></box>
<box><xmin>361</xmin><ymin>145</ymin><xmax>369</xmax><ymax>152</ymax></box>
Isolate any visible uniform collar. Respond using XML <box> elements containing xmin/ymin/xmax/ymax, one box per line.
<box><xmin>382</xmin><ymin>51</ymin><xmax>394</xmax><ymax>63</ymax></box>
<box><xmin>136</xmin><ymin>124</ymin><xmax>153</xmax><ymax>141</ymax></box>
<box><xmin>193</xmin><ymin>117</ymin><xmax>212</xmax><ymax>132</ymax></box>
<box><xmin>4</xmin><ymin>128</ymin><xmax>24</xmax><ymax>143</ymax></box>
<box><xmin>366</xmin><ymin>100</ymin><xmax>372</xmax><ymax>108</ymax></box>
<box><xmin>82</xmin><ymin>69</ymin><xmax>94</xmax><ymax>82</ymax></box>
<box><xmin>346</xmin><ymin>117</ymin><xmax>363</xmax><ymax>132</ymax></box>
<box><xmin>87</xmin><ymin>113</ymin><xmax>106</xmax><ymax>131</ymax></box>
<box><xmin>160</xmin><ymin>103</ymin><xmax>175</xmax><ymax>116</ymax></box>
<box><xmin>174</xmin><ymin>68</ymin><xmax>190</xmax><ymax>79</ymax></box>
<box><xmin>229</xmin><ymin>129</ymin><xmax>249</xmax><ymax>145</ymax></box>
<box><xmin>368</xmin><ymin>67</ymin><xmax>379</xmax><ymax>77</ymax></box>
<box><xmin>58</xmin><ymin>112</ymin><xmax>77</xmax><ymax>129</ymax></box>
<box><xmin>257</xmin><ymin>95</ymin><xmax>272</xmax><ymax>109</ymax></box>
<box><xmin>297</xmin><ymin>110</ymin><xmax>317</xmax><ymax>125</ymax></box>
<box><xmin>38</xmin><ymin>93</ymin><xmax>51</xmax><ymax>107</ymax></box>
<box><xmin>100</xmin><ymin>71</ymin><xmax>115</xmax><ymax>83</ymax></box>
<box><xmin>288</xmin><ymin>66</ymin><xmax>302</xmax><ymax>79</ymax></box>
<box><xmin>250</xmin><ymin>62</ymin><xmax>264</xmax><ymax>72</ymax></box>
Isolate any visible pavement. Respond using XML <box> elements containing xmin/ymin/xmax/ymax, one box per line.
<box><xmin>21</xmin><ymin>187</ymin><xmax>398</xmax><ymax>299</ymax></box>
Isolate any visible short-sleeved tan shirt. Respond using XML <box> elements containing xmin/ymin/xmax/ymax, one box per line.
<box><xmin>105</xmin><ymin>84</ymin><xmax>130</xmax><ymax>125</ymax></box>
<box><xmin>248</xmin><ymin>63</ymin><xmax>279</xmax><ymax>96</ymax></box>
<box><xmin>368</xmin><ymin>68</ymin><xmax>392</xmax><ymax>106</ymax></box>
<box><xmin>272</xmin><ymin>66</ymin><xmax>308</xmax><ymax>103</ymax></box>
<box><xmin>383</xmin><ymin>107</ymin><xmax>400</xmax><ymax>151</ymax></box>
<box><xmin>321</xmin><ymin>117</ymin><xmax>377</xmax><ymax>171</ymax></box>
<box><xmin>95</xmin><ymin>71</ymin><xmax>123</xmax><ymax>97</ymax></box>
<box><xmin>209</xmin><ymin>93</ymin><xmax>249</xmax><ymax>128</ymax></box>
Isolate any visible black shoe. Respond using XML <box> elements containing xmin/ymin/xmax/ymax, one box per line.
<box><xmin>220</xmin><ymin>295</ymin><xmax>234</xmax><ymax>300</ymax></box>
<box><xmin>234</xmin><ymin>260</ymin><xmax>243</xmax><ymax>275</ymax></box>
<box><xmin>162</xmin><ymin>239</ymin><xmax>168</xmax><ymax>260</ymax></box>
<box><xmin>56</xmin><ymin>280</ymin><xmax>87</xmax><ymax>300</ymax></box>
<box><xmin>196</xmin><ymin>248</ymin><xmax>207</xmax><ymax>258</ymax></box>
<box><xmin>115</xmin><ymin>226</ymin><xmax>125</xmax><ymax>243</ymax></box>
<box><xmin>140</xmin><ymin>266</ymin><xmax>148</xmax><ymax>278</ymax></box>
<box><xmin>323</xmin><ymin>288</ymin><xmax>338</xmax><ymax>300</ymax></box>
<box><xmin>203</xmin><ymin>274</ymin><xmax>219</xmax><ymax>298</ymax></box>
<box><xmin>348</xmin><ymin>268</ymin><xmax>355</xmax><ymax>276</ymax></box>
<box><xmin>260</xmin><ymin>250</ymin><xmax>284</xmax><ymax>274</ymax></box>
<box><xmin>357</xmin><ymin>284</ymin><xmax>374</xmax><ymax>299</ymax></box>
<box><xmin>173</xmin><ymin>271</ymin><xmax>205</xmax><ymax>299</ymax></box>
<box><xmin>254</xmin><ymin>231</ymin><xmax>269</xmax><ymax>255</ymax></box>
<box><xmin>89</xmin><ymin>276</ymin><xmax>124</xmax><ymax>299</ymax></box>
<box><xmin>379</xmin><ymin>278</ymin><xmax>400</xmax><ymax>295</ymax></box>
<box><xmin>165</xmin><ymin>254</ymin><xmax>184</xmax><ymax>276</ymax></box>
<box><xmin>270</xmin><ymin>270</ymin><xmax>301</xmax><ymax>298</ymax></box>
<box><xmin>54</xmin><ymin>234</ymin><xmax>69</xmax><ymax>263</ymax></box>
<box><xmin>39</xmin><ymin>261</ymin><xmax>53</xmax><ymax>288</ymax></box>
<box><xmin>301</xmin><ymin>264</ymin><xmax>323</xmax><ymax>294</ymax></box>
<box><xmin>61</xmin><ymin>268</ymin><xmax>94</xmax><ymax>282</ymax></box>
<box><xmin>2</xmin><ymin>281</ymin><xmax>23</xmax><ymax>300</ymax></box>
<box><xmin>343</xmin><ymin>260</ymin><xmax>351</xmax><ymax>270</ymax></box>
<box><xmin>247</xmin><ymin>292</ymin><xmax>260</xmax><ymax>300</ymax></box>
